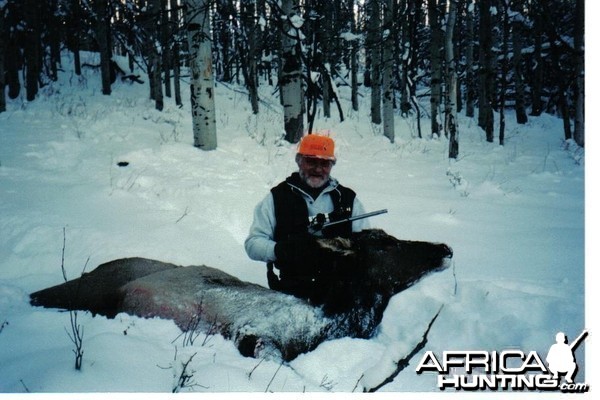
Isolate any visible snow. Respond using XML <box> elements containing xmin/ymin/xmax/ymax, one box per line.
<box><xmin>288</xmin><ymin>14</ymin><xmax>305</xmax><ymax>29</ymax></box>
<box><xmin>0</xmin><ymin>51</ymin><xmax>594</xmax><ymax>400</ymax></box>
<box><xmin>339</xmin><ymin>31</ymin><xmax>362</xmax><ymax>42</ymax></box>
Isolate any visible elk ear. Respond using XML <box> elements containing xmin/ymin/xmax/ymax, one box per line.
<box><xmin>316</xmin><ymin>237</ymin><xmax>355</xmax><ymax>257</ymax></box>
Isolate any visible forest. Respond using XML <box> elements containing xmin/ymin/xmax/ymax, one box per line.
<box><xmin>0</xmin><ymin>0</ymin><xmax>585</xmax><ymax>157</ymax></box>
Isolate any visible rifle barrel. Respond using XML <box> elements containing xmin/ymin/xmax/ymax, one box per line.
<box><xmin>569</xmin><ymin>329</ymin><xmax>589</xmax><ymax>350</ymax></box>
<box><xmin>322</xmin><ymin>209</ymin><xmax>388</xmax><ymax>228</ymax></box>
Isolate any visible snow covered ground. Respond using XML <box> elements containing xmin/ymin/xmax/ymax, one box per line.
<box><xmin>0</xmin><ymin>52</ymin><xmax>593</xmax><ymax>398</ymax></box>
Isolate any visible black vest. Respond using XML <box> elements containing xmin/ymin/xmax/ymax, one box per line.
<box><xmin>267</xmin><ymin>173</ymin><xmax>357</xmax><ymax>299</ymax></box>
<box><xmin>271</xmin><ymin>173</ymin><xmax>356</xmax><ymax>240</ymax></box>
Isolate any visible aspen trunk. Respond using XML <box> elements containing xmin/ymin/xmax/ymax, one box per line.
<box><xmin>186</xmin><ymin>0</ymin><xmax>218</xmax><ymax>150</ymax></box>
<box><xmin>280</xmin><ymin>0</ymin><xmax>304</xmax><ymax>143</ymax></box>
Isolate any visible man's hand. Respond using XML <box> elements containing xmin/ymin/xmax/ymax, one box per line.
<box><xmin>274</xmin><ymin>234</ymin><xmax>320</xmax><ymax>272</ymax></box>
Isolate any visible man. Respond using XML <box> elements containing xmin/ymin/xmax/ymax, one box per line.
<box><xmin>546</xmin><ymin>332</ymin><xmax>579</xmax><ymax>383</ymax></box>
<box><xmin>244</xmin><ymin>133</ymin><xmax>368</xmax><ymax>303</ymax></box>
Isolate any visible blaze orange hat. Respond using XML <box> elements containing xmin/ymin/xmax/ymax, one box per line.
<box><xmin>297</xmin><ymin>134</ymin><xmax>336</xmax><ymax>161</ymax></box>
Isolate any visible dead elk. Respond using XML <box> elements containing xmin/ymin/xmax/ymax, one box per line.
<box><xmin>30</xmin><ymin>229</ymin><xmax>452</xmax><ymax>361</ymax></box>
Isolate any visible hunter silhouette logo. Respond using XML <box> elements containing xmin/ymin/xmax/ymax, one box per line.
<box><xmin>415</xmin><ymin>329</ymin><xmax>589</xmax><ymax>392</ymax></box>
<box><xmin>546</xmin><ymin>330</ymin><xmax>588</xmax><ymax>385</ymax></box>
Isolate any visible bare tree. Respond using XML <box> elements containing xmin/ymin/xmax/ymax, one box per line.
<box><xmin>144</xmin><ymin>0</ymin><xmax>164</xmax><ymax>110</ymax></box>
<box><xmin>170</xmin><ymin>0</ymin><xmax>183</xmax><ymax>107</ymax></box>
<box><xmin>240</xmin><ymin>0</ymin><xmax>260</xmax><ymax>114</ymax></box>
<box><xmin>446</xmin><ymin>0</ymin><xmax>459</xmax><ymax>158</ymax></box>
<box><xmin>280</xmin><ymin>0</ymin><xmax>304</xmax><ymax>143</ymax></box>
<box><xmin>428</xmin><ymin>0</ymin><xmax>442</xmax><ymax>137</ymax></box>
<box><xmin>161</xmin><ymin>0</ymin><xmax>171</xmax><ymax>99</ymax></box>
<box><xmin>94</xmin><ymin>0</ymin><xmax>111</xmax><ymax>95</ymax></box>
<box><xmin>70</xmin><ymin>0</ymin><xmax>82</xmax><ymax>76</ymax></box>
<box><xmin>186</xmin><ymin>0</ymin><xmax>218</xmax><ymax>150</ymax></box>
<box><xmin>0</xmin><ymin>2</ymin><xmax>6</xmax><ymax>113</ymax></box>
<box><xmin>367</xmin><ymin>0</ymin><xmax>382</xmax><ymax>125</ymax></box>
<box><xmin>0</xmin><ymin>0</ymin><xmax>586</xmax><ymax>154</ymax></box>
<box><xmin>3</xmin><ymin>1</ymin><xmax>20</xmax><ymax>100</ymax></box>
<box><xmin>530</xmin><ymin>0</ymin><xmax>544</xmax><ymax>117</ymax></box>
<box><xmin>573</xmin><ymin>0</ymin><xmax>584</xmax><ymax>147</ymax></box>
<box><xmin>349</xmin><ymin>0</ymin><xmax>359</xmax><ymax>112</ymax></box>
<box><xmin>464</xmin><ymin>0</ymin><xmax>475</xmax><ymax>118</ymax></box>
<box><xmin>214</xmin><ymin>0</ymin><xmax>235</xmax><ymax>82</ymax></box>
<box><xmin>24</xmin><ymin>0</ymin><xmax>41</xmax><ymax>101</ymax></box>
<box><xmin>405</xmin><ymin>0</ymin><xmax>423</xmax><ymax>138</ymax></box>
<box><xmin>511</xmin><ymin>0</ymin><xmax>528</xmax><ymax>124</ymax></box>
<box><xmin>478</xmin><ymin>0</ymin><xmax>495</xmax><ymax>142</ymax></box>
<box><xmin>315</xmin><ymin>0</ymin><xmax>332</xmax><ymax>119</ymax></box>
<box><xmin>399</xmin><ymin>0</ymin><xmax>411</xmax><ymax>117</ymax></box>
<box><xmin>498</xmin><ymin>0</ymin><xmax>509</xmax><ymax>146</ymax></box>
<box><xmin>46</xmin><ymin>0</ymin><xmax>61</xmax><ymax>82</ymax></box>
<box><xmin>381</xmin><ymin>0</ymin><xmax>395</xmax><ymax>142</ymax></box>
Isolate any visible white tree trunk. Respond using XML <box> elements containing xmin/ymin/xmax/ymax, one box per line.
<box><xmin>186</xmin><ymin>0</ymin><xmax>217</xmax><ymax>150</ymax></box>
<box><xmin>280</xmin><ymin>0</ymin><xmax>304</xmax><ymax>143</ymax></box>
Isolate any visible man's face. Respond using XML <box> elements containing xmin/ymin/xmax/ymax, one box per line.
<box><xmin>297</xmin><ymin>155</ymin><xmax>334</xmax><ymax>188</ymax></box>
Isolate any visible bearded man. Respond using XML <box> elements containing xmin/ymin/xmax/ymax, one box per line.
<box><xmin>244</xmin><ymin>134</ymin><xmax>368</xmax><ymax>302</ymax></box>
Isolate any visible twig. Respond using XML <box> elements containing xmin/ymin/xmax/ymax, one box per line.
<box><xmin>173</xmin><ymin>352</ymin><xmax>196</xmax><ymax>392</ymax></box>
<box><xmin>264</xmin><ymin>360</ymin><xmax>284</xmax><ymax>392</ymax></box>
<box><xmin>366</xmin><ymin>305</ymin><xmax>445</xmax><ymax>392</ymax></box>
<box><xmin>452</xmin><ymin>261</ymin><xmax>458</xmax><ymax>296</ymax></box>
<box><xmin>0</xmin><ymin>319</ymin><xmax>8</xmax><ymax>334</ymax></box>
<box><xmin>181</xmin><ymin>305</ymin><xmax>203</xmax><ymax>347</ymax></box>
<box><xmin>247</xmin><ymin>357</ymin><xmax>266</xmax><ymax>380</ymax></box>
<box><xmin>175</xmin><ymin>207</ymin><xmax>189</xmax><ymax>224</ymax></box>
<box><xmin>319</xmin><ymin>374</ymin><xmax>335</xmax><ymax>391</ymax></box>
<box><xmin>352</xmin><ymin>373</ymin><xmax>364</xmax><ymax>392</ymax></box>
<box><xmin>65</xmin><ymin>313</ymin><xmax>84</xmax><ymax>370</ymax></box>
<box><xmin>172</xmin><ymin>352</ymin><xmax>208</xmax><ymax>392</ymax></box>
<box><xmin>19</xmin><ymin>379</ymin><xmax>30</xmax><ymax>393</ymax></box>
<box><xmin>61</xmin><ymin>227</ymin><xmax>68</xmax><ymax>282</ymax></box>
<box><xmin>201</xmin><ymin>314</ymin><xmax>219</xmax><ymax>347</ymax></box>
<box><xmin>61</xmin><ymin>228</ymin><xmax>86</xmax><ymax>370</ymax></box>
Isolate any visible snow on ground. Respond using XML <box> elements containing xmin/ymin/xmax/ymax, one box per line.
<box><xmin>0</xmin><ymin>52</ymin><xmax>592</xmax><ymax>398</ymax></box>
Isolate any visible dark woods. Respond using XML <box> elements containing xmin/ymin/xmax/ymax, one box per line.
<box><xmin>0</xmin><ymin>0</ymin><xmax>584</xmax><ymax>151</ymax></box>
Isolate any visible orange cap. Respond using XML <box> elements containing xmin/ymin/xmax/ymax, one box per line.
<box><xmin>297</xmin><ymin>134</ymin><xmax>336</xmax><ymax>160</ymax></box>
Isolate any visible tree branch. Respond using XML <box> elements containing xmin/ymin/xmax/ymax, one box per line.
<box><xmin>365</xmin><ymin>304</ymin><xmax>445</xmax><ymax>392</ymax></box>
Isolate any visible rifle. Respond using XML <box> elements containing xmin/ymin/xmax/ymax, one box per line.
<box><xmin>569</xmin><ymin>329</ymin><xmax>588</xmax><ymax>351</ymax></box>
<box><xmin>308</xmin><ymin>209</ymin><xmax>388</xmax><ymax>234</ymax></box>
